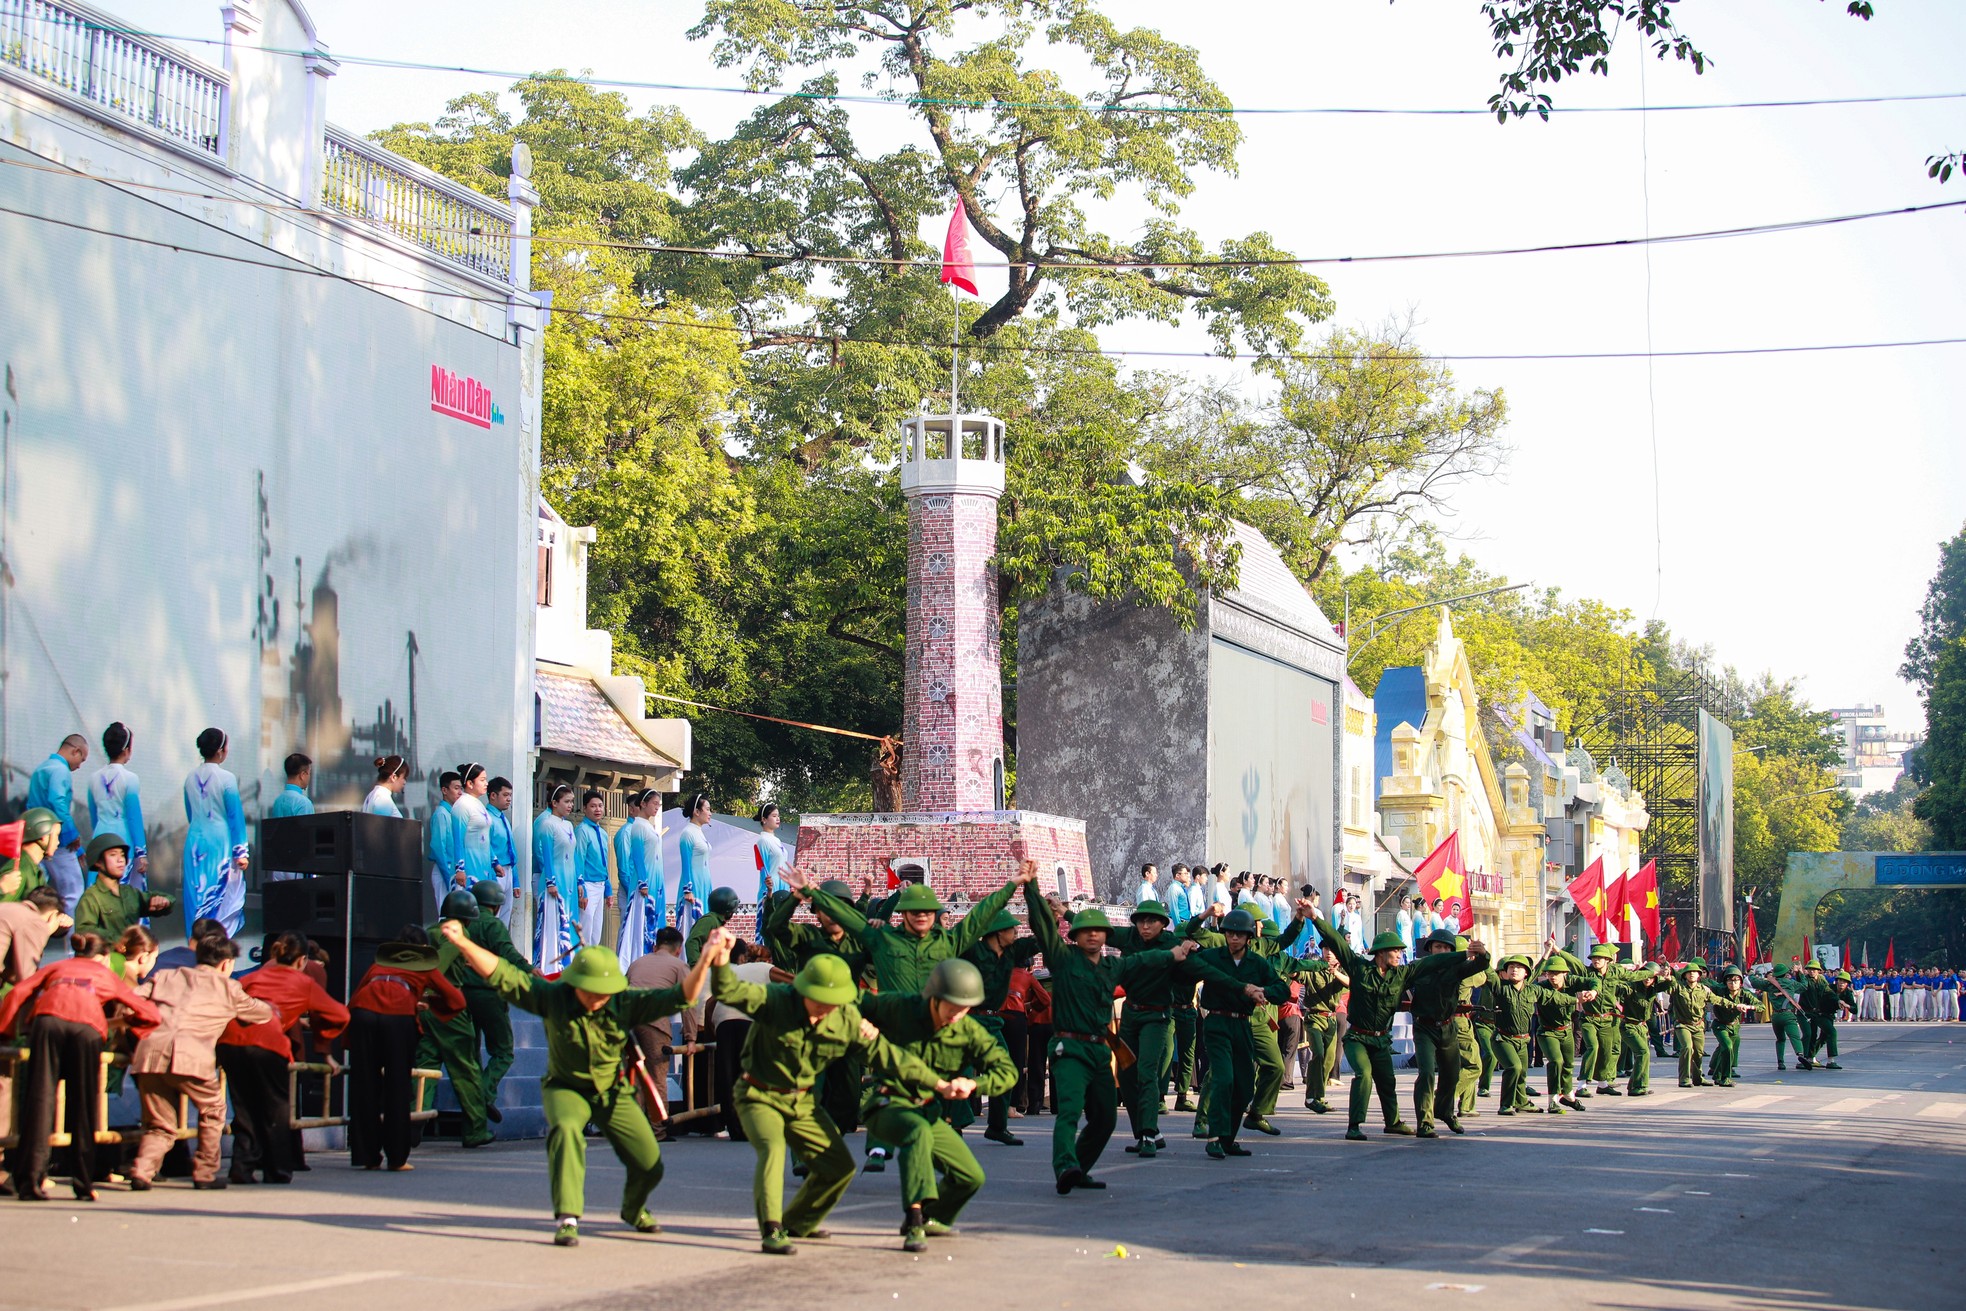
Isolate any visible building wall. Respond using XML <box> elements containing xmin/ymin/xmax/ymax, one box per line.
<box><xmin>1207</xmin><ymin>637</ymin><xmax>1335</xmax><ymax>892</ymax></box>
<box><xmin>1015</xmin><ymin>588</ymin><xmax>1208</xmax><ymax>902</ymax></box>
<box><xmin>793</xmin><ymin>811</ymin><xmax>1093</xmax><ymax>903</ymax></box>
<box><xmin>0</xmin><ymin>120</ymin><xmax>532</xmax><ymax>918</ymax></box>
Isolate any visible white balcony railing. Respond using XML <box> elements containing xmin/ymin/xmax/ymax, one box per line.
<box><xmin>0</xmin><ymin>0</ymin><xmax>225</xmax><ymax>157</ymax></box>
<box><xmin>321</xmin><ymin>125</ymin><xmax>512</xmax><ymax>282</ymax></box>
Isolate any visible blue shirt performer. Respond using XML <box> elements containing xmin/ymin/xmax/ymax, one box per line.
<box><xmin>87</xmin><ymin>723</ymin><xmax>148</xmax><ymax>892</ymax></box>
<box><xmin>182</xmin><ymin>728</ymin><xmax>251</xmax><ymax>936</ymax></box>
<box><xmin>532</xmin><ymin>784</ymin><xmax>581</xmax><ymax>972</ymax></box>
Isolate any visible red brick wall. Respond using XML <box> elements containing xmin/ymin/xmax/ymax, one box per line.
<box><xmin>902</xmin><ymin>491</ymin><xmax>1004</xmax><ymax>811</ymax></box>
<box><xmin>792</xmin><ymin>812</ymin><xmax>1093</xmax><ymax>903</ymax></box>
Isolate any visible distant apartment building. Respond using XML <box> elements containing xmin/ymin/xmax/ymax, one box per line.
<box><xmin>1826</xmin><ymin>705</ymin><xmax>1919</xmax><ymax>796</ymax></box>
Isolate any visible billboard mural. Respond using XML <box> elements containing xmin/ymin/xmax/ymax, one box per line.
<box><xmin>0</xmin><ymin>142</ymin><xmax>531</xmax><ymax>934</ymax></box>
<box><xmin>1207</xmin><ymin>637</ymin><xmax>1336</xmax><ymax>893</ymax></box>
<box><xmin>1697</xmin><ymin>707</ymin><xmax>1736</xmax><ymax>932</ymax></box>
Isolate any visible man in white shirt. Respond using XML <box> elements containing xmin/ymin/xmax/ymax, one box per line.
<box><xmin>1135</xmin><ymin>863</ymin><xmax>1160</xmax><ymax>906</ymax></box>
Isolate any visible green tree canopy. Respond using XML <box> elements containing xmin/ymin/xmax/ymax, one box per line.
<box><xmin>1901</xmin><ymin>523</ymin><xmax>1966</xmax><ymax>699</ymax></box>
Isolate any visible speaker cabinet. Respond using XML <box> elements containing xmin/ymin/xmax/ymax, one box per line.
<box><xmin>260</xmin><ymin>811</ymin><xmax>424</xmax><ymax>880</ymax></box>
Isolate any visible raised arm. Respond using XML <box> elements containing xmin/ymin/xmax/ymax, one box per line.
<box><xmin>799</xmin><ymin>868</ymin><xmax>873</xmax><ymax>947</ymax></box>
<box><xmin>949</xmin><ymin>875</ymin><xmax>1024</xmax><ymax>955</ymax></box>
<box><xmin>440</xmin><ymin>918</ymin><xmax>547</xmax><ymax>1016</ymax></box>
<box><xmin>1311</xmin><ymin>914</ymin><xmax>1363</xmax><ymax>975</ymax></box>
<box><xmin>1022</xmin><ymin>880</ymin><xmax>1069</xmax><ymax>960</ymax></box>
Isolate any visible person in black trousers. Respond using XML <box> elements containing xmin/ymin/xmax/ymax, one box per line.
<box><xmin>344</xmin><ymin>931</ymin><xmax>465</xmax><ymax>1171</ymax></box>
<box><xmin>710</xmin><ymin>940</ymin><xmax>759</xmax><ymax>1139</ymax></box>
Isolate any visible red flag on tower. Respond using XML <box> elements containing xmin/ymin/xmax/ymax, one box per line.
<box><xmin>1566</xmin><ymin>856</ymin><xmax>1613</xmax><ymax>942</ymax></box>
<box><xmin>940</xmin><ymin>203</ymin><xmax>979</xmax><ymax>297</ymax></box>
<box><xmin>1626</xmin><ymin>859</ymin><xmax>1662</xmax><ymax>944</ymax></box>
<box><xmin>1411</xmin><ymin>831</ymin><xmax>1475</xmax><ymax>932</ymax></box>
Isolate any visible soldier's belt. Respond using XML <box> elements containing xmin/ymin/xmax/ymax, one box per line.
<box><xmin>1454</xmin><ymin>1005</ymin><xmax>1476</xmax><ymax>1015</ymax></box>
<box><xmin>1347</xmin><ymin>1027</ymin><xmax>1388</xmax><ymax>1038</ymax></box>
<box><xmin>1054</xmin><ymin>1030</ymin><xmax>1108</xmax><ymax>1043</ymax></box>
<box><xmin>1496</xmin><ymin>1030</ymin><xmax>1529</xmax><ymax>1039</ymax></box>
<box><xmin>1123</xmin><ymin>1004</ymin><xmax>1170</xmax><ymax>1015</ymax></box>
<box><xmin>741</xmin><ymin>1073</ymin><xmax>812</xmax><ymax>1096</ymax></box>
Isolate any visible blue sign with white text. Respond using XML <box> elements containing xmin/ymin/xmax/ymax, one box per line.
<box><xmin>1875</xmin><ymin>853</ymin><xmax>1966</xmax><ymax>886</ymax></box>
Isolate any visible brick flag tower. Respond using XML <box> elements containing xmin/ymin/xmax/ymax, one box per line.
<box><xmin>792</xmin><ymin>405</ymin><xmax>1095</xmax><ymax>905</ymax></box>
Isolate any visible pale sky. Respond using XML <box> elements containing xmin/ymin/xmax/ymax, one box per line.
<box><xmin>132</xmin><ymin>0</ymin><xmax>1966</xmax><ymax>729</ymax></box>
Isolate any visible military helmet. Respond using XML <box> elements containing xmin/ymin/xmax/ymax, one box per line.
<box><xmin>84</xmin><ymin>832</ymin><xmax>130</xmax><ymax>867</ymax></box>
<box><xmin>471</xmin><ymin>878</ymin><xmax>507</xmax><ymax>909</ymax></box>
<box><xmin>1803</xmin><ymin>959</ymin><xmax>1824</xmax><ymax>971</ymax></box>
<box><xmin>1131</xmin><ymin>899</ymin><xmax>1172</xmax><ymax>926</ymax></box>
<box><xmin>1589</xmin><ymin>944</ymin><xmax>1619</xmax><ymax>960</ymax></box>
<box><xmin>818</xmin><ymin>879</ymin><xmax>854</xmax><ymax>901</ymax></box>
<box><xmin>925</xmin><ymin>958</ymin><xmax>987</xmax><ymax>1008</ymax></box>
<box><xmin>1068</xmin><ymin>908</ymin><xmax>1114</xmax><ymax>937</ymax></box>
<box><xmin>441</xmin><ymin>889</ymin><xmax>481</xmax><ymax>921</ymax></box>
<box><xmin>793</xmin><ymin>954</ymin><xmax>858</xmax><ymax>1005</ymax></box>
<box><xmin>1544</xmin><ymin>957</ymin><xmax>1571</xmax><ymax>975</ymax></box>
<box><xmin>1498</xmin><ymin>954</ymin><xmax>1532</xmax><ymax>972</ymax></box>
<box><xmin>708</xmin><ymin>887</ymin><xmax>743</xmax><ymax>919</ymax></box>
<box><xmin>1220</xmin><ymin>908</ymin><xmax>1260</xmax><ymax>936</ymax></box>
<box><xmin>1684</xmin><ymin>957</ymin><xmax>1709</xmax><ymax>972</ymax></box>
<box><xmin>1423</xmin><ymin>927</ymin><xmax>1459</xmax><ymax>950</ymax></box>
<box><xmin>1772</xmin><ymin>963</ymin><xmax>1792</xmax><ymax>978</ymax></box>
<box><xmin>1719</xmin><ymin>964</ymin><xmax>1743</xmax><ymax>979</ymax></box>
<box><xmin>893</xmin><ymin>883</ymin><xmax>944</xmax><ymax>914</ymax></box>
<box><xmin>1836</xmin><ymin>969</ymin><xmax>1852</xmax><ymax>982</ymax></box>
<box><xmin>19</xmin><ymin>807</ymin><xmax>60</xmax><ymax>847</ymax></box>
<box><xmin>1370</xmin><ymin>931</ymin><xmax>1407</xmax><ymax>954</ymax></box>
<box><xmin>984</xmin><ymin>911</ymin><xmax>1020</xmax><ymax>936</ymax></box>
<box><xmin>560</xmin><ymin>947</ymin><xmax>629</xmax><ymax>995</ymax></box>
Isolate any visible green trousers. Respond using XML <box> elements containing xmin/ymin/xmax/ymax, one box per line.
<box><xmin>975</xmin><ymin>1015</ymin><xmax>1014</xmax><ymax>1137</ymax></box>
<box><xmin>1676</xmin><ymin>1025</ymin><xmax>1707</xmax><ymax>1085</ymax></box>
<box><xmin>1807</xmin><ymin>1014</ymin><xmax>1839</xmax><ymax>1060</ymax></box>
<box><xmin>1301</xmin><ymin>1015</ymin><xmax>1334</xmax><ymax>1105</ymax></box>
<box><xmin>1539</xmin><ymin>1029</ymin><xmax>1576</xmax><ymax>1098</ymax></box>
<box><xmin>1771</xmin><ymin>1013</ymin><xmax>1805</xmax><ymax>1067</ymax></box>
<box><xmin>1621</xmin><ymin>1021</ymin><xmax>1652</xmax><ymax>1093</ymax></box>
<box><xmin>1170</xmin><ymin>1007</ymin><xmax>1198</xmax><ymax>1102</ymax></box>
<box><xmin>1119</xmin><ymin>1007</ymin><xmax>1173</xmax><ymax>1141</ymax></box>
<box><xmin>1202</xmin><ymin>1012</ymin><xmax>1256</xmax><ymax>1140</ymax></box>
<box><xmin>864</xmin><ymin>1104</ymin><xmax>984</xmax><ymax>1224</ymax></box>
<box><xmin>1343</xmin><ymin>1030</ymin><xmax>1401</xmax><ymax>1130</ymax></box>
<box><xmin>1454</xmin><ymin>1017</ymin><xmax>1481</xmax><ymax>1113</ymax></box>
<box><xmin>818</xmin><ymin>1054</ymin><xmax>861</xmax><ymax>1135</ymax></box>
<box><xmin>465</xmin><ymin>988</ymin><xmax>515</xmax><ymax>1101</ymax></box>
<box><xmin>1249</xmin><ymin>1007</ymin><xmax>1285</xmax><ymax>1118</ymax></box>
<box><xmin>1576</xmin><ymin>1021</ymin><xmax>1596</xmax><ymax>1082</ymax></box>
<box><xmin>1582</xmin><ymin>1018</ymin><xmax>1620</xmax><ymax>1085</ymax></box>
<box><xmin>1495</xmin><ymin>1035</ymin><xmax>1533</xmax><ymax>1110</ymax></box>
<box><xmin>542</xmin><ymin>1080</ymin><xmax>662</xmax><ymax>1221</ymax></box>
<box><xmin>1711</xmin><ymin>1025</ymin><xmax>1741</xmax><ymax>1083</ymax></box>
<box><xmin>423</xmin><ymin>1011</ymin><xmax>491</xmax><ymax>1141</ymax></box>
<box><xmin>1474</xmin><ymin>1022</ymin><xmax>1495</xmax><ymax>1098</ymax></box>
<box><xmin>1051</xmin><ymin>1036</ymin><xmax>1118</xmax><ymax>1180</ymax></box>
<box><xmin>1411</xmin><ymin>1020</ymin><xmax>1460</xmax><ymax>1130</ymax></box>
<box><xmin>733</xmin><ymin>1087</ymin><xmax>856</xmax><ymax>1236</ymax></box>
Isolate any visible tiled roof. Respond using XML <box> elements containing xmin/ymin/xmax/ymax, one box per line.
<box><xmin>536</xmin><ymin>666</ymin><xmax>672</xmax><ymax>769</ymax></box>
<box><xmin>1223</xmin><ymin>521</ymin><xmax>1343</xmax><ymax>650</ymax></box>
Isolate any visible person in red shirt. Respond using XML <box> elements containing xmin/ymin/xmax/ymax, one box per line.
<box><xmin>345</xmin><ymin>927</ymin><xmax>466</xmax><ymax>1171</ymax></box>
<box><xmin>220</xmin><ymin>931</ymin><xmax>349</xmax><ymax>1184</ymax></box>
<box><xmin>1022</xmin><ymin>968</ymin><xmax>1055</xmax><ymax>1114</ymax></box>
<box><xmin>0</xmin><ymin>931</ymin><xmax>160</xmax><ymax>1200</ymax></box>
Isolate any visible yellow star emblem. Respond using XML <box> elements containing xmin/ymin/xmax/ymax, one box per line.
<box><xmin>1433</xmin><ymin>868</ymin><xmax>1465</xmax><ymax>900</ymax></box>
<box><xmin>1589</xmin><ymin>888</ymin><xmax>1607</xmax><ymax>917</ymax></box>
<box><xmin>1644</xmin><ymin>890</ymin><xmax>1658</xmax><ymax>909</ymax></box>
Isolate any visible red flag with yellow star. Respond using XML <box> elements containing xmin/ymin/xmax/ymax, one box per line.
<box><xmin>1626</xmin><ymin>859</ymin><xmax>1662</xmax><ymax>943</ymax></box>
<box><xmin>1411</xmin><ymin>831</ymin><xmax>1474</xmax><ymax>933</ymax></box>
<box><xmin>1567</xmin><ymin>856</ymin><xmax>1613</xmax><ymax>942</ymax></box>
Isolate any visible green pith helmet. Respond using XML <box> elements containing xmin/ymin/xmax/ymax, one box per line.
<box><xmin>1684</xmin><ymin>957</ymin><xmax>1709</xmax><ymax>972</ymax></box>
<box><xmin>377</xmin><ymin>941</ymin><xmax>441</xmax><ymax>971</ymax></box>
<box><xmin>819</xmin><ymin>879</ymin><xmax>853</xmax><ymax>901</ymax></box>
<box><xmin>84</xmin><ymin>832</ymin><xmax>130</xmax><ymax>868</ymax></box>
<box><xmin>1836</xmin><ymin>969</ymin><xmax>1852</xmax><ymax>982</ymax></box>
<box><xmin>1803</xmin><ymin>959</ymin><xmax>1824</xmax><ymax>971</ymax></box>
<box><xmin>1720</xmin><ymin>964</ymin><xmax>1743</xmax><ymax>979</ymax></box>
<box><xmin>1370</xmin><ymin>931</ymin><xmax>1407</xmax><ymax>953</ymax></box>
<box><xmin>20</xmin><ymin>807</ymin><xmax>60</xmax><ymax>847</ymax></box>
<box><xmin>1068</xmin><ymin>907</ymin><xmax>1114</xmax><ymax>937</ymax></box>
<box><xmin>1423</xmin><ymin>927</ymin><xmax>1459</xmax><ymax>950</ymax></box>
<box><xmin>984</xmin><ymin>911</ymin><xmax>1020</xmax><ymax>936</ymax></box>
<box><xmin>1131</xmin><ymin>900</ymin><xmax>1172</xmax><ymax>926</ymax></box>
<box><xmin>1544</xmin><ymin>958</ymin><xmax>1571</xmax><ymax>975</ymax></box>
<box><xmin>794</xmin><ymin>954</ymin><xmax>858</xmax><ymax>1005</ymax></box>
<box><xmin>1773</xmin><ymin>963</ymin><xmax>1792</xmax><ymax>978</ymax></box>
<box><xmin>441</xmin><ymin>889</ymin><xmax>481</xmax><ymax>922</ymax></box>
<box><xmin>1499</xmin><ymin>954</ymin><xmax>1532</xmax><ymax>972</ymax></box>
<box><xmin>893</xmin><ymin>883</ymin><xmax>944</xmax><ymax>914</ymax></box>
<box><xmin>1455</xmin><ymin>936</ymin><xmax>1470</xmax><ymax>953</ymax></box>
<box><xmin>1220</xmin><ymin>908</ymin><xmax>1260</xmax><ymax>936</ymax></box>
<box><xmin>1590</xmin><ymin>944</ymin><xmax>1619</xmax><ymax>960</ymax></box>
<box><xmin>925</xmin><ymin>958</ymin><xmax>987</xmax><ymax>1008</ymax></box>
<box><xmin>708</xmin><ymin>887</ymin><xmax>742</xmax><ymax>918</ymax></box>
<box><xmin>1630</xmin><ymin>962</ymin><xmax>1658</xmax><ymax>976</ymax></box>
<box><xmin>1258</xmin><ymin>920</ymin><xmax>1275</xmax><ymax>937</ymax></box>
<box><xmin>560</xmin><ymin>947</ymin><xmax>629</xmax><ymax>995</ymax></box>
<box><xmin>471</xmin><ymin>879</ymin><xmax>507</xmax><ymax>910</ymax></box>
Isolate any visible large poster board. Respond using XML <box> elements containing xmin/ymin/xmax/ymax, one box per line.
<box><xmin>1698</xmin><ymin>708</ymin><xmax>1736</xmax><ymax>932</ymax></box>
<box><xmin>1207</xmin><ymin>638</ymin><xmax>1335</xmax><ymax>894</ymax></box>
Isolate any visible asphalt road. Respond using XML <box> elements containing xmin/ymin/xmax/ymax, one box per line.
<box><xmin>6</xmin><ymin>1022</ymin><xmax>1963</xmax><ymax>1311</ymax></box>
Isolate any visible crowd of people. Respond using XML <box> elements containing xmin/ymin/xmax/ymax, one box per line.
<box><xmin>0</xmin><ymin>761</ymin><xmax>1920</xmax><ymax>1258</ymax></box>
<box><xmin>1846</xmin><ymin>966</ymin><xmax>1962</xmax><ymax>1021</ymax></box>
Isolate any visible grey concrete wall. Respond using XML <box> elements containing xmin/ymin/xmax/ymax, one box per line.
<box><xmin>1015</xmin><ymin>588</ymin><xmax>1208</xmax><ymax>902</ymax></box>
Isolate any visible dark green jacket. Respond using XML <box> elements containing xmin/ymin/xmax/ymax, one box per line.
<box><xmin>74</xmin><ymin>879</ymin><xmax>169</xmax><ymax>941</ymax></box>
<box><xmin>1490</xmin><ymin>973</ymin><xmax>1574</xmax><ymax>1037</ymax></box>
<box><xmin>858</xmin><ymin>991</ymin><xmax>1018</xmax><ymax>1117</ymax></box>
<box><xmin>810</xmin><ymin>880</ymin><xmax>1018</xmax><ymax>993</ymax></box>
<box><xmin>962</xmin><ymin>934</ymin><xmax>1043</xmax><ymax>1011</ymax></box>
<box><xmin>710</xmin><ymin>962</ymin><xmax>937</xmax><ymax>1096</ymax></box>
<box><xmin>1311</xmin><ymin>914</ymin><xmax>1475</xmax><ymax>1031</ymax></box>
<box><xmin>1411</xmin><ymin>946</ymin><xmax>1494</xmax><ymax>1024</ymax></box>
<box><xmin>684</xmin><ymin>912</ymin><xmax>725</xmax><ymax>966</ymax></box>
<box><xmin>764</xmin><ymin>893</ymin><xmax>872</xmax><ymax>980</ymax></box>
<box><xmin>1021</xmin><ymin>885</ymin><xmax>1219</xmax><ymax>1034</ymax></box>
<box><xmin>1190</xmin><ymin>945</ymin><xmax>1290</xmax><ymax>1017</ymax></box>
<box><xmin>487</xmin><ymin>958</ymin><xmax>689</xmax><ymax>1093</ymax></box>
<box><xmin>457</xmin><ymin>913</ymin><xmax>529</xmax><ymax>992</ymax></box>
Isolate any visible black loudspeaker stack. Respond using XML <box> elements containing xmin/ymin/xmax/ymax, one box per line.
<box><xmin>260</xmin><ymin>812</ymin><xmax>428</xmax><ymax>1002</ymax></box>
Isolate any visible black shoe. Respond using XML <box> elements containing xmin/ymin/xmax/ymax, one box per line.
<box><xmin>1057</xmin><ymin>1168</ymin><xmax>1084</xmax><ymax>1194</ymax></box>
<box><xmin>127</xmin><ymin>1177</ymin><xmax>152</xmax><ymax>1192</ymax></box>
<box><xmin>1077</xmin><ymin>1174</ymin><xmax>1108</xmax><ymax>1187</ymax></box>
<box><xmin>227</xmin><ymin>1169</ymin><xmax>257</xmax><ymax>1185</ymax></box>
<box><xmin>486</xmin><ymin>1104</ymin><xmax>504</xmax><ymax>1124</ymax></box>
<box><xmin>192</xmin><ymin>1178</ymin><xmax>229</xmax><ymax>1191</ymax></box>
<box><xmin>862</xmin><ymin>1153</ymin><xmax>887</xmax><ymax>1174</ymax></box>
<box><xmin>1222</xmin><ymin>1141</ymin><xmax>1252</xmax><ymax>1157</ymax></box>
<box><xmin>983</xmin><ymin>1129</ymin><xmax>1024</xmax><ymax>1147</ymax></box>
<box><xmin>264</xmin><ymin>1172</ymin><xmax>294</xmax><ymax>1185</ymax></box>
<box><xmin>1445</xmin><ymin>1118</ymin><xmax>1465</xmax><ymax>1135</ymax></box>
<box><xmin>792</xmin><ymin>1162</ymin><xmax>809</xmax><ymax>1178</ymax></box>
<box><xmin>71</xmin><ymin>1184</ymin><xmax>97</xmax><ymax>1202</ymax></box>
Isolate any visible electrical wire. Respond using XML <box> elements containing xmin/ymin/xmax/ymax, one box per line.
<box><xmin>2</xmin><ymin>199</ymin><xmax>1962</xmax><ymax>365</ymax></box>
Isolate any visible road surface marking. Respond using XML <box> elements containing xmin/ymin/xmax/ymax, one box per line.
<box><xmin>1685</xmin><ymin>1190</ymin><xmax>1711</xmax><ymax>1196</ymax></box>
<box><xmin>1425</xmin><ymin>1283</ymin><xmax>1486</xmax><ymax>1293</ymax></box>
<box><xmin>99</xmin><ymin>1272</ymin><xmax>401</xmax><ymax>1311</ymax></box>
<box><xmin>1724</xmin><ymin>1095</ymin><xmax>1791</xmax><ymax>1110</ymax></box>
<box><xmin>1478</xmin><ymin>1235</ymin><xmax>1557</xmax><ymax>1263</ymax></box>
<box><xmin>1916</xmin><ymin>1102</ymin><xmax>1966</xmax><ymax>1120</ymax></box>
<box><xmin>1583</xmin><ymin>1229</ymin><xmax>1625</xmax><ymax>1235</ymax></box>
<box><xmin>1819</xmin><ymin>1097</ymin><xmax>1884</xmax><ymax>1114</ymax></box>
<box><xmin>1636</xmin><ymin>1207</ymin><xmax>1673</xmax><ymax>1213</ymax></box>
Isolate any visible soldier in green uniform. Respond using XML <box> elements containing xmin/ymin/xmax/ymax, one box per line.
<box><xmin>1300</xmin><ymin>950</ymin><xmax>1347</xmax><ymax>1115</ymax></box>
<box><xmin>1456</xmin><ymin>941</ymin><xmax>1493</xmax><ymax>1117</ymax></box>
<box><xmin>437</xmin><ymin>917</ymin><xmax>713</xmax><ymax>1247</ymax></box>
<box><xmin>0</xmin><ymin>808</ymin><xmax>61</xmax><ymax>903</ymax></box>
<box><xmin>1488</xmin><ymin>953</ymin><xmax>1573</xmax><ymax>1114</ymax></box>
<box><xmin>1183</xmin><ymin>902</ymin><xmax>1306</xmax><ymax>1136</ymax></box>
<box><xmin>1761</xmin><ymin>963</ymin><xmax>1808</xmax><ymax>1071</ymax></box>
<box><xmin>1020</xmin><ymin>877</ymin><xmax>1215</xmax><ymax>1190</ymax></box>
<box><xmin>1709</xmin><ymin>965</ymin><xmax>1754</xmax><ymax>1085</ymax></box>
<box><xmin>1574</xmin><ymin>944</ymin><xmax>1630</xmax><ymax>1097</ymax></box>
<box><xmin>1615</xmin><ymin>962</ymin><xmax>1672</xmax><ymax>1094</ymax></box>
<box><xmin>859</xmin><ymin>959</ymin><xmax>1018</xmax><ymax>1251</ymax></box>
<box><xmin>961</xmin><ymin>909</ymin><xmax>1044</xmax><ymax>1147</ymax></box>
<box><xmin>417</xmin><ymin>891</ymin><xmax>501</xmax><ymax>1146</ymax></box>
<box><xmin>1798</xmin><ymin>960</ymin><xmax>1852</xmax><ymax>1070</ymax></box>
<box><xmin>1084</xmin><ymin>898</ymin><xmax>1191</xmax><ymax>1156</ymax></box>
<box><xmin>1536</xmin><ymin>953</ymin><xmax>1597</xmax><ymax>1112</ymax></box>
<box><xmin>704</xmin><ymin>931</ymin><xmax>951</xmax><ymax>1255</ymax></box>
<box><xmin>764</xmin><ymin>879</ymin><xmax>875</xmax><ymax>1141</ymax></box>
<box><xmin>1312</xmin><ymin>915</ymin><xmax>1487</xmax><ymax>1140</ymax></box>
<box><xmin>71</xmin><ymin>834</ymin><xmax>173</xmax><ymax>940</ymax></box>
<box><xmin>794</xmin><ymin>865</ymin><xmax>1022</xmax><ymax>1170</ymax></box>
<box><xmin>465</xmin><ymin>879</ymin><xmax>529</xmax><ymax>1115</ymax></box>
<box><xmin>684</xmin><ymin>887</ymin><xmax>744</xmax><ymax>964</ymax></box>
<box><xmin>1183</xmin><ymin>908</ymin><xmax>1291</xmax><ymax>1158</ymax></box>
<box><xmin>1409</xmin><ymin>928</ymin><xmax>1492</xmax><ymax>1136</ymax></box>
<box><xmin>1669</xmin><ymin>958</ymin><xmax>1752</xmax><ymax>1087</ymax></box>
